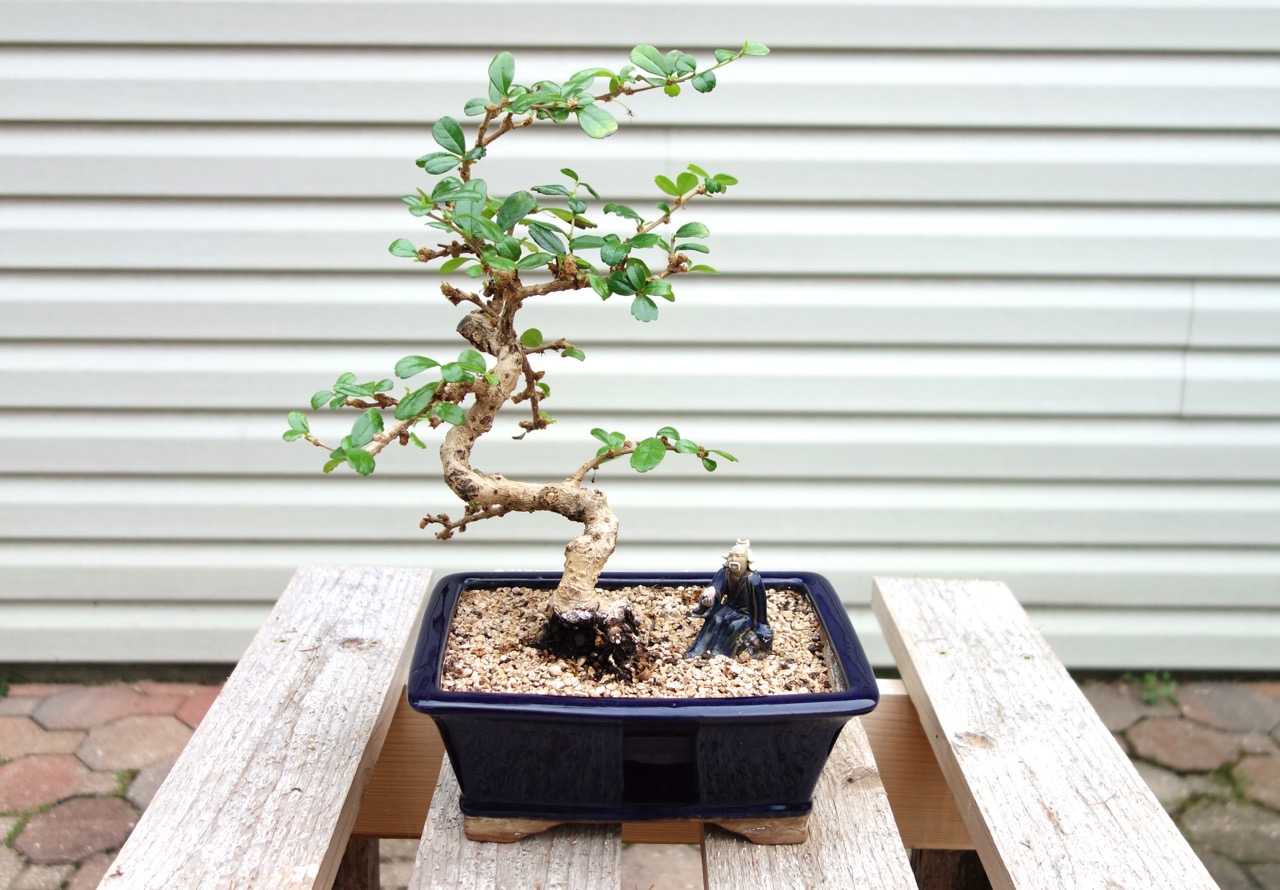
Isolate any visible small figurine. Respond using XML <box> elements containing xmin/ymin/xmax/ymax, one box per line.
<box><xmin>686</xmin><ymin>539</ymin><xmax>773</xmax><ymax>659</ymax></box>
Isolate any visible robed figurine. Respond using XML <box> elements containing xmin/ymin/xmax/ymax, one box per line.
<box><xmin>686</xmin><ymin>539</ymin><xmax>773</xmax><ymax>659</ymax></box>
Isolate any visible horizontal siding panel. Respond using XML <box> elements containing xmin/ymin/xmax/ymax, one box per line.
<box><xmin>5</xmin><ymin>542</ymin><xmax>1279</xmax><ymax>609</ymax></box>
<box><xmin>4</xmin><ymin>202</ymin><xmax>1280</xmax><ymax>278</ymax></box>
<box><xmin>2</xmin><ymin>344</ymin><xmax>1186</xmax><ymax>416</ymax></box>
<box><xmin>5</xmin><ymin>1</ymin><xmax>1280</xmax><ymax>52</ymax></box>
<box><xmin>0</xmin><ymin>275</ymin><xmax>1196</xmax><ymax>347</ymax></box>
<box><xmin>9</xmin><ymin>414</ymin><xmax>1280</xmax><ymax>483</ymax></box>
<box><xmin>7</xmin><ymin>126</ymin><xmax>1280</xmax><ymax>206</ymax></box>
<box><xmin>1184</xmin><ymin>353</ymin><xmax>1280</xmax><ymax>416</ymax></box>
<box><xmin>1190</xmin><ymin>282</ymin><xmax>1280</xmax><ymax>348</ymax></box>
<box><xmin>5</xmin><ymin>478</ymin><xmax>1280</xmax><ymax>547</ymax></box>
<box><xmin>5</xmin><ymin>49</ymin><xmax>1280</xmax><ymax>130</ymax></box>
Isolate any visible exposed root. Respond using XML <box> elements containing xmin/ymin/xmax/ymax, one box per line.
<box><xmin>531</xmin><ymin>600</ymin><xmax>642</xmax><ymax>679</ymax></box>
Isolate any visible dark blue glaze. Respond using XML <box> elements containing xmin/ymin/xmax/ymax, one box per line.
<box><xmin>407</xmin><ymin>571</ymin><xmax>878</xmax><ymax>823</ymax></box>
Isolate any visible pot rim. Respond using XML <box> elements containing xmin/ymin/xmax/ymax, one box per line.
<box><xmin>408</xmin><ymin>570</ymin><xmax>879</xmax><ymax>721</ymax></box>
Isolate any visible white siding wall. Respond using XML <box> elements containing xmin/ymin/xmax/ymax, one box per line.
<box><xmin>2</xmin><ymin>0</ymin><xmax>1279</xmax><ymax>668</ymax></box>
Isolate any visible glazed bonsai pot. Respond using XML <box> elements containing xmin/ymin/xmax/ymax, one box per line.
<box><xmin>407</xmin><ymin>571</ymin><xmax>878</xmax><ymax>841</ymax></box>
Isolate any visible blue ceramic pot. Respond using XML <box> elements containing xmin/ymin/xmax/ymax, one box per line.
<box><xmin>407</xmin><ymin>571</ymin><xmax>877</xmax><ymax>826</ymax></box>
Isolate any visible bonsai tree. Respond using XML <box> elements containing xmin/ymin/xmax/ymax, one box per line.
<box><xmin>285</xmin><ymin>41</ymin><xmax>769</xmax><ymax>671</ymax></box>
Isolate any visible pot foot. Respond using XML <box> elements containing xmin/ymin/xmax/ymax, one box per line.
<box><xmin>463</xmin><ymin>815</ymin><xmax>563</xmax><ymax>843</ymax></box>
<box><xmin>709</xmin><ymin>815</ymin><xmax>810</xmax><ymax>845</ymax></box>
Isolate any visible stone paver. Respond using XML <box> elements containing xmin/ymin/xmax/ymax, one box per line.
<box><xmin>0</xmin><ymin>697</ymin><xmax>38</xmax><ymax>717</ymax></box>
<box><xmin>66</xmin><ymin>853</ymin><xmax>116</xmax><ymax>890</ymax></box>
<box><xmin>1235</xmin><ymin>754</ymin><xmax>1280</xmax><ymax>811</ymax></box>
<box><xmin>13</xmin><ymin>862</ymin><xmax>75</xmax><ymax>890</ymax></box>
<box><xmin>1</xmin><ymin>845</ymin><xmax>25</xmax><ymax>888</ymax></box>
<box><xmin>76</xmin><ymin>716</ymin><xmax>192</xmax><ymax>771</ymax></box>
<box><xmin>0</xmin><ymin>755</ymin><xmax>93</xmax><ymax>812</ymax></box>
<box><xmin>13</xmin><ymin>797</ymin><xmax>138</xmax><ymax>865</ymax></box>
<box><xmin>175</xmin><ymin>686</ymin><xmax>222</xmax><ymax>729</ymax></box>
<box><xmin>0</xmin><ymin>718</ymin><xmax>85</xmax><ymax>760</ymax></box>
<box><xmin>1128</xmin><ymin>717</ymin><xmax>1241</xmax><ymax>772</ymax></box>
<box><xmin>1251</xmin><ymin>863</ymin><xmax>1280</xmax><ymax>890</ymax></box>
<box><xmin>1195</xmin><ymin>850</ymin><xmax>1257</xmax><ymax>890</ymax></box>
<box><xmin>1081</xmin><ymin>680</ymin><xmax>1146</xmax><ymax>731</ymax></box>
<box><xmin>1182</xmin><ymin>799</ymin><xmax>1280</xmax><ymax>863</ymax></box>
<box><xmin>1179</xmin><ymin>682</ymin><xmax>1280</xmax><ymax>734</ymax></box>
<box><xmin>1131</xmin><ymin>760</ymin><xmax>1226</xmax><ymax>811</ymax></box>
<box><xmin>33</xmin><ymin>687</ymin><xmax>184</xmax><ymax>732</ymax></box>
<box><xmin>126</xmin><ymin>756</ymin><xmax>177</xmax><ymax>810</ymax></box>
<box><xmin>4</xmin><ymin>686</ymin><xmax>72</xmax><ymax>699</ymax></box>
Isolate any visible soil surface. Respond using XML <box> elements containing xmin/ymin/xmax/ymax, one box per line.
<box><xmin>440</xmin><ymin>584</ymin><xmax>836</xmax><ymax>698</ymax></box>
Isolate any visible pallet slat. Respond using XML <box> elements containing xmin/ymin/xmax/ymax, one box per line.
<box><xmin>871</xmin><ymin>577</ymin><xmax>1218</xmax><ymax>889</ymax></box>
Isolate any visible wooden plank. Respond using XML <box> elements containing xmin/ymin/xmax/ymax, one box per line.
<box><xmin>99</xmin><ymin>566</ymin><xmax>432</xmax><ymax>890</ymax></box>
<box><xmin>410</xmin><ymin>752</ymin><xmax>621</xmax><ymax>890</ymax></box>
<box><xmin>5</xmin><ymin>1</ymin><xmax>1280</xmax><ymax>51</ymax></box>
<box><xmin>872</xmin><ymin>577</ymin><xmax>1219</xmax><ymax>890</ymax></box>
<box><xmin>702</xmin><ymin>719</ymin><xmax>917</xmax><ymax>890</ymax></box>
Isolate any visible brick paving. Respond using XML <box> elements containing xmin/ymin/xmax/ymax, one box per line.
<box><xmin>0</xmin><ymin>677</ymin><xmax>1277</xmax><ymax>889</ymax></box>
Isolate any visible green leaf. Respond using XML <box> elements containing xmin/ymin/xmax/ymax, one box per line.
<box><xmin>347</xmin><ymin>448</ymin><xmax>376</xmax><ymax>476</ymax></box>
<box><xmin>441</xmin><ymin>363</ymin><xmax>471</xmax><ymax>383</ymax></box>
<box><xmin>656</xmin><ymin>426</ymin><xmax>680</xmax><ymax>438</ymax></box>
<box><xmin>496</xmin><ymin>190</ymin><xmax>538</xmax><ymax>232</ymax></box>
<box><xmin>395</xmin><ymin>382</ymin><xmax>438</xmax><ymax>420</ymax></box>
<box><xmin>515</xmin><ymin>252</ymin><xmax>556</xmax><ymax>270</ymax></box>
<box><xmin>519</xmin><ymin>328</ymin><xmax>543</xmax><ymax>348</ymax></box>
<box><xmin>663</xmin><ymin>83</ymin><xmax>681</xmax><ymax>97</ymax></box>
<box><xmin>692</xmin><ymin>71</ymin><xmax>717</xmax><ymax>93</ymax></box>
<box><xmin>282</xmin><ymin>428</ymin><xmax>305</xmax><ymax>442</ymax></box>
<box><xmin>457</xmin><ymin>348</ymin><xmax>487</xmax><ymax>373</ymax></box>
<box><xmin>675</xmin><ymin>438</ymin><xmax>700</xmax><ymax>454</ymax></box>
<box><xmin>350</xmin><ymin>408</ymin><xmax>383</xmax><ymax>448</ymax></box>
<box><xmin>527</xmin><ymin>223</ymin><xmax>567</xmax><ymax>255</ymax></box>
<box><xmin>287</xmin><ymin>410</ymin><xmax>309</xmax><ymax>433</ymax></box>
<box><xmin>676</xmin><ymin>242</ymin><xmax>710</xmax><ymax>254</ymax></box>
<box><xmin>562</xmin><ymin>347</ymin><xmax>586</xmax><ymax>361</ymax></box>
<box><xmin>432</xmin><ymin>116</ymin><xmax>466</xmax><ymax>155</ymax></box>
<box><xmin>464</xmin><ymin>97</ymin><xmax>489</xmax><ymax>117</ymax></box>
<box><xmin>488</xmin><ymin>51</ymin><xmax>515</xmax><ymax>102</ymax></box>
<box><xmin>395</xmin><ymin>355</ymin><xmax>439</xmax><ymax>379</ymax></box>
<box><xmin>438</xmin><ymin>256</ymin><xmax>470</xmax><ymax>274</ymax></box>
<box><xmin>654</xmin><ymin>175</ymin><xmax>680</xmax><ymax>196</ymax></box>
<box><xmin>600</xmin><ymin>235</ymin><xmax>630</xmax><ymax>267</ymax></box>
<box><xmin>629</xmin><ymin>44</ymin><xmax>669</xmax><ymax>77</ymax></box>
<box><xmin>566</xmin><ymin>197</ymin><xmax>587</xmax><ymax>215</ymax></box>
<box><xmin>484</xmin><ymin>371</ymin><xmax>499</xmax><ymax>386</ymax></box>
<box><xmin>590</xmin><ymin>427</ymin><xmax>614</xmax><ymax>445</ymax></box>
<box><xmin>531</xmin><ymin>184</ymin><xmax>570</xmax><ymax>196</ymax></box>
<box><xmin>628</xmin><ymin>233</ymin><xmax>665</xmax><ymax>249</ymax></box>
<box><xmin>675</xmin><ymin>221</ymin><xmax>710</xmax><ymax>239</ymax></box>
<box><xmin>607</xmin><ymin>270</ymin><xmax>636</xmax><ymax>295</ymax></box>
<box><xmin>576</xmin><ymin>104</ymin><xmax>618</xmax><ymax>139</ymax></box>
<box><xmin>417</xmin><ymin>152</ymin><xmax>459</xmax><ymax>174</ymax></box>
<box><xmin>645</xmin><ymin>278</ymin><xmax>674</xmax><ymax>301</ymax></box>
<box><xmin>604</xmin><ymin>203</ymin><xmax>643</xmax><ymax>222</ymax></box>
<box><xmin>712</xmin><ymin>173</ymin><xmax>739</xmax><ymax>186</ymax></box>
<box><xmin>310</xmin><ymin>390</ymin><xmax>332</xmax><ymax>410</ymax></box>
<box><xmin>570</xmin><ymin>235</ymin><xmax>606</xmax><ymax>249</ymax></box>
<box><xmin>561</xmin><ymin>167</ymin><xmax>579</xmax><ymax>181</ymax></box>
<box><xmin>388</xmin><ymin>239</ymin><xmax>418</xmax><ymax>258</ymax></box>
<box><xmin>631</xmin><ymin>294</ymin><xmax>659</xmax><ymax>323</ymax></box>
<box><xmin>588</xmin><ymin>274</ymin><xmax>611</xmax><ymax>299</ymax></box>
<box><xmin>483</xmin><ymin>253</ymin><xmax>517</xmax><ymax>272</ymax></box>
<box><xmin>743</xmin><ymin>41</ymin><xmax>770</xmax><ymax>56</ymax></box>
<box><xmin>630</xmin><ymin>436</ymin><xmax>666</xmax><ymax>472</ymax></box>
<box><xmin>434</xmin><ymin>402</ymin><xmax>466</xmax><ymax>426</ymax></box>
<box><xmin>323</xmin><ymin>458</ymin><xmax>344</xmax><ymax>474</ymax></box>
<box><xmin>409</xmin><ymin>432</ymin><xmax>428</xmax><ymax>449</ymax></box>
<box><xmin>675</xmin><ymin>172</ymin><xmax>698</xmax><ymax>194</ymax></box>
<box><xmin>625</xmin><ymin>260</ymin><xmax>650</xmax><ymax>291</ymax></box>
<box><xmin>709</xmin><ymin>448</ymin><xmax>739</xmax><ymax>462</ymax></box>
<box><xmin>701</xmin><ymin>457</ymin><xmax>718</xmax><ymax>471</ymax></box>
<box><xmin>690</xmin><ymin>264</ymin><xmax>718</xmax><ymax>274</ymax></box>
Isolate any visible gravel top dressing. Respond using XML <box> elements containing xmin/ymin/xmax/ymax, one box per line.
<box><xmin>440</xmin><ymin>584</ymin><xmax>836</xmax><ymax>699</ymax></box>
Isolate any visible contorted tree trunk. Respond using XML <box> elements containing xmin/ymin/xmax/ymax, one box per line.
<box><xmin>430</xmin><ymin>274</ymin><xmax>638</xmax><ymax>675</ymax></box>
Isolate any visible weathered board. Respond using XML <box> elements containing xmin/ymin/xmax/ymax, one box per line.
<box><xmin>411</xmin><ymin>753</ymin><xmax>622</xmax><ymax>890</ymax></box>
<box><xmin>99</xmin><ymin>566</ymin><xmax>431</xmax><ymax>889</ymax></box>
<box><xmin>702</xmin><ymin>718</ymin><xmax>916</xmax><ymax>890</ymax></box>
<box><xmin>872</xmin><ymin>576</ymin><xmax>1219</xmax><ymax>890</ymax></box>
